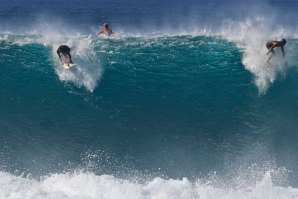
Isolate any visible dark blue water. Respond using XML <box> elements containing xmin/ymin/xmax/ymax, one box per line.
<box><xmin>1</xmin><ymin>0</ymin><xmax>298</xmax><ymax>198</ymax></box>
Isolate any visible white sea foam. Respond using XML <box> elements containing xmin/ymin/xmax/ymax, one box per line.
<box><xmin>0</xmin><ymin>170</ymin><xmax>298</xmax><ymax>199</ymax></box>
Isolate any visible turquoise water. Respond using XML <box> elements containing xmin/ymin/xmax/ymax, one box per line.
<box><xmin>1</xmin><ymin>0</ymin><xmax>298</xmax><ymax>198</ymax></box>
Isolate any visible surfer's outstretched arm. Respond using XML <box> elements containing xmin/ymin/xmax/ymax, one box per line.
<box><xmin>281</xmin><ymin>46</ymin><xmax>285</xmax><ymax>58</ymax></box>
<box><xmin>97</xmin><ymin>30</ymin><xmax>103</xmax><ymax>36</ymax></box>
<box><xmin>57</xmin><ymin>51</ymin><xmax>62</xmax><ymax>63</ymax></box>
<box><xmin>67</xmin><ymin>52</ymin><xmax>73</xmax><ymax>63</ymax></box>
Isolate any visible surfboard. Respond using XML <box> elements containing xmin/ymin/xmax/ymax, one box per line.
<box><xmin>60</xmin><ymin>54</ymin><xmax>75</xmax><ymax>69</ymax></box>
<box><xmin>63</xmin><ymin>63</ymin><xmax>76</xmax><ymax>69</ymax></box>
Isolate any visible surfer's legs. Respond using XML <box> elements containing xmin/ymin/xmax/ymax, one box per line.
<box><xmin>266</xmin><ymin>42</ymin><xmax>272</xmax><ymax>50</ymax></box>
<box><xmin>267</xmin><ymin>50</ymin><xmax>275</xmax><ymax>64</ymax></box>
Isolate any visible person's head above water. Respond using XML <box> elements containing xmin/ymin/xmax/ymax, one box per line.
<box><xmin>103</xmin><ymin>23</ymin><xmax>109</xmax><ymax>29</ymax></box>
<box><xmin>97</xmin><ymin>22</ymin><xmax>113</xmax><ymax>36</ymax></box>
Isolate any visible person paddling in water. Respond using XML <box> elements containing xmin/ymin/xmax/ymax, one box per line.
<box><xmin>266</xmin><ymin>39</ymin><xmax>286</xmax><ymax>66</ymax></box>
<box><xmin>97</xmin><ymin>23</ymin><xmax>114</xmax><ymax>37</ymax></box>
<box><xmin>57</xmin><ymin>45</ymin><xmax>73</xmax><ymax>66</ymax></box>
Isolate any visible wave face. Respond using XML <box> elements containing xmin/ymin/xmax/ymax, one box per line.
<box><xmin>1</xmin><ymin>0</ymin><xmax>298</xmax><ymax>198</ymax></box>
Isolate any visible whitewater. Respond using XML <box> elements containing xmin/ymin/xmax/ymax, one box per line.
<box><xmin>2</xmin><ymin>170</ymin><xmax>298</xmax><ymax>199</ymax></box>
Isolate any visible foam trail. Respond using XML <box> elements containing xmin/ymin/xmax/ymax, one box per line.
<box><xmin>35</xmin><ymin>23</ymin><xmax>103</xmax><ymax>91</ymax></box>
<box><xmin>52</xmin><ymin>35</ymin><xmax>102</xmax><ymax>92</ymax></box>
<box><xmin>2</xmin><ymin>22</ymin><xmax>103</xmax><ymax>92</ymax></box>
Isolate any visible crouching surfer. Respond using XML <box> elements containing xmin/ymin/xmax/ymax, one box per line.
<box><xmin>266</xmin><ymin>39</ymin><xmax>286</xmax><ymax>66</ymax></box>
<box><xmin>57</xmin><ymin>45</ymin><xmax>73</xmax><ymax>66</ymax></box>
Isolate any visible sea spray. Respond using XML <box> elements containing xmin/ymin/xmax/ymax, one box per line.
<box><xmin>219</xmin><ymin>17</ymin><xmax>290</xmax><ymax>94</ymax></box>
<box><xmin>53</xmin><ymin>35</ymin><xmax>102</xmax><ymax>92</ymax></box>
<box><xmin>1</xmin><ymin>31</ymin><xmax>103</xmax><ymax>92</ymax></box>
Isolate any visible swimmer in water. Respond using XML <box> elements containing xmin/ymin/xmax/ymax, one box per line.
<box><xmin>97</xmin><ymin>23</ymin><xmax>114</xmax><ymax>37</ymax></box>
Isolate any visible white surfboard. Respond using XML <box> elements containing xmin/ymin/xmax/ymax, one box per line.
<box><xmin>63</xmin><ymin>63</ymin><xmax>76</xmax><ymax>69</ymax></box>
<box><xmin>60</xmin><ymin>54</ymin><xmax>75</xmax><ymax>69</ymax></box>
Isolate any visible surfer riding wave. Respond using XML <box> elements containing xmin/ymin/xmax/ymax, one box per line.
<box><xmin>57</xmin><ymin>45</ymin><xmax>73</xmax><ymax>66</ymax></box>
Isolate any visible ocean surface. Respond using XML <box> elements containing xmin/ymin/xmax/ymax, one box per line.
<box><xmin>1</xmin><ymin>0</ymin><xmax>298</xmax><ymax>198</ymax></box>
